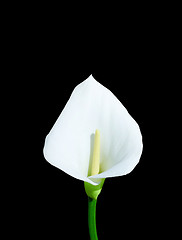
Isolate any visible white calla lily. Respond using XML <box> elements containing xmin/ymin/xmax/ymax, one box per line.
<box><xmin>43</xmin><ymin>75</ymin><xmax>143</xmax><ymax>186</ymax></box>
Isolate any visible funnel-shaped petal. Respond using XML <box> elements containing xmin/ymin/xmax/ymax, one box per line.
<box><xmin>43</xmin><ymin>75</ymin><xmax>143</xmax><ymax>185</ymax></box>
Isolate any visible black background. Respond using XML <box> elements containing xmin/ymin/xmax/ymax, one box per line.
<box><xmin>4</xmin><ymin>6</ymin><xmax>175</xmax><ymax>239</ymax></box>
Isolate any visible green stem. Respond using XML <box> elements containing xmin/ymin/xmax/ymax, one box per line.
<box><xmin>88</xmin><ymin>197</ymin><xmax>98</xmax><ymax>240</ymax></box>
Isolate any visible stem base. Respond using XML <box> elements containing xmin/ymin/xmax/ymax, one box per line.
<box><xmin>88</xmin><ymin>197</ymin><xmax>98</xmax><ymax>240</ymax></box>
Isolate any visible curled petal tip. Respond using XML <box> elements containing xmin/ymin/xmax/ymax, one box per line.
<box><xmin>87</xmin><ymin>74</ymin><xmax>96</xmax><ymax>82</ymax></box>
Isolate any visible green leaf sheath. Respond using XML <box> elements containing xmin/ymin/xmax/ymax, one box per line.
<box><xmin>88</xmin><ymin>197</ymin><xmax>98</xmax><ymax>240</ymax></box>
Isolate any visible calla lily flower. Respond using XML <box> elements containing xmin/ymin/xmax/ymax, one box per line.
<box><xmin>43</xmin><ymin>75</ymin><xmax>143</xmax><ymax>186</ymax></box>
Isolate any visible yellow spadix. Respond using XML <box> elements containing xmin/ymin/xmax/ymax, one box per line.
<box><xmin>84</xmin><ymin>129</ymin><xmax>104</xmax><ymax>200</ymax></box>
<box><xmin>90</xmin><ymin>129</ymin><xmax>100</xmax><ymax>176</ymax></box>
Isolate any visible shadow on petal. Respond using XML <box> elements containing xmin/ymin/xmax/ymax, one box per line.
<box><xmin>87</xmin><ymin>133</ymin><xmax>94</xmax><ymax>177</ymax></box>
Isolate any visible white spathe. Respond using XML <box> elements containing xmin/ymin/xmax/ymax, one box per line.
<box><xmin>43</xmin><ymin>75</ymin><xmax>143</xmax><ymax>185</ymax></box>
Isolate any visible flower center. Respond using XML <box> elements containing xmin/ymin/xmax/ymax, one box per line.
<box><xmin>90</xmin><ymin>129</ymin><xmax>100</xmax><ymax>176</ymax></box>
